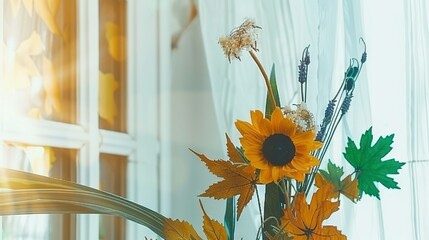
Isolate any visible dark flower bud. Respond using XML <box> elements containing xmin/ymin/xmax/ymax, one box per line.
<box><xmin>298</xmin><ymin>46</ymin><xmax>310</xmax><ymax>84</ymax></box>
<box><xmin>298</xmin><ymin>46</ymin><xmax>310</xmax><ymax>83</ymax></box>
<box><xmin>341</xmin><ymin>94</ymin><xmax>353</xmax><ymax>115</ymax></box>
<box><xmin>346</xmin><ymin>66</ymin><xmax>359</xmax><ymax>78</ymax></box>
<box><xmin>360</xmin><ymin>37</ymin><xmax>367</xmax><ymax>64</ymax></box>
<box><xmin>361</xmin><ymin>52</ymin><xmax>367</xmax><ymax>64</ymax></box>
<box><xmin>315</xmin><ymin>100</ymin><xmax>336</xmax><ymax>141</ymax></box>
<box><xmin>298</xmin><ymin>62</ymin><xmax>308</xmax><ymax>83</ymax></box>
<box><xmin>345</xmin><ymin>78</ymin><xmax>355</xmax><ymax>92</ymax></box>
<box><xmin>304</xmin><ymin>54</ymin><xmax>310</xmax><ymax>65</ymax></box>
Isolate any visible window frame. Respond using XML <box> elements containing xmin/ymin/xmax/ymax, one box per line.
<box><xmin>0</xmin><ymin>0</ymin><xmax>171</xmax><ymax>239</ymax></box>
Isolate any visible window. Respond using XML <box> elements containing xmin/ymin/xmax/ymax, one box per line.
<box><xmin>0</xmin><ymin>0</ymin><xmax>166</xmax><ymax>239</ymax></box>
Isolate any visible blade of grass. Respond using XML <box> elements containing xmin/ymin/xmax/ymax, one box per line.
<box><xmin>0</xmin><ymin>168</ymin><xmax>167</xmax><ymax>238</ymax></box>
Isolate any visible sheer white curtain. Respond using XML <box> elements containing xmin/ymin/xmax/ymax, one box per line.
<box><xmin>404</xmin><ymin>0</ymin><xmax>429</xmax><ymax>239</ymax></box>
<box><xmin>192</xmin><ymin>0</ymin><xmax>428</xmax><ymax>239</ymax></box>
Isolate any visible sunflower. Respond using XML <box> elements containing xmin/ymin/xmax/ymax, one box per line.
<box><xmin>235</xmin><ymin>107</ymin><xmax>322</xmax><ymax>183</ymax></box>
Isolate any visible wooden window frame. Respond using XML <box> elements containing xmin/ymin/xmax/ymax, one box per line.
<box><xmin>0</xmin><ymin>0</ymin><xmax>171</xmax><ymax>239</ymax></box>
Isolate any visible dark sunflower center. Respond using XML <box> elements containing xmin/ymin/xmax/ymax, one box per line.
<box><xmin>304</xmin><ymin>227</ymin><xmax>314</xmax><ymax>237</ymax></box>
<box><xmin>262</xmin><ymin>134</ymin><xmax>296</xmax><ymax>166</ymax></box>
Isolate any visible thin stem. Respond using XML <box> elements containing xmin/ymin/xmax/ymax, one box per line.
<box><xmin>304</xmin><ymin>88</ymin><xmax>346</xmax><ymax>195</ymax></box>
<box><xmin>255</xmin><ymin>185</ymin><xmax>264</xmax><ymax>233</ymax></box>
<box><xmin>304</xmin><ymin>82</ymin><xmax>307</xmax><ymax>103</ymax></box>
<box><xmin>300</xmin><ymin>83</ymin><xmax>305</xmax><ymax>102</ymax></box>
<box><xmin>332</xmin><ymin>78</ymin><xmax>346</xmax><ymax>101</ymax></box>
<box><xmin>320</xmin><ymin>89</ymin><xmax>345</xmax><ymax>146</ymax></box>
<box><xmin>256</xmin><ymin>216</ymin><xmax>280</xmax><ymax>240</ymax></box>
<box><xmin>281</xmin><ymin>179</ymin><xmax>290</xmax><ymax>209</ymax></box>
<box><xmin>287</xmin><ymin>179</ymin><xmax>292</xmax><ymax>206</ymax></box>
<box><xmin>305</xmin><ymin>114</ymin><xmax>344</xmax><ymax>196</ymax></box>
<box><xmin>249</xmin><ymin>50</ymin><xmax>277</xmax><ymax>111</ymax></box>
<box><xmin>320</xmin><ymin>114</ymin><xmax>344</xmax><ymax>161</ymax></box>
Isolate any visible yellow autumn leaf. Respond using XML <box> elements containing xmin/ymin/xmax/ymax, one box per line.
<box><xmin>42</xmin><ymin>56</ymin><xmax>62</xmax><ymax>116</ymax></box>
<box><xmin>199</xmin><ymin>200</ymin><xmax>228</xmax><ymax>240</ymax></box>
<box><xmin>16</xmin><ymin>32</ymin><xmax>43</xmax><ymax>56</ymax></box>
<box><xmin>105</xmin><ymin>22</ymin><xmax>127</xmax><ymax>62</ymax></box>
<box><xmin>11</xmin><ymin>0</ymin><xmax>60</xmax><ymax>33</ymax></box>
<box><xmin>34</xmin><ymin>0</ymin><xmax>61</xmax><ymax>34</ymax></box>
<box><xmin>163</xmin><ymin>218</ymin><xmax>202</xmax><ymax>240</ymax></box>
<box><xmin>47</xmin><ymin>0</ymin><xmax>60</xmax><ymax>16</ymax></box>
<box><xmin>3</xmin><ymin>31</ymin><xmax>43</xmax><ymax>90</ymax></box>
<box><xmin>99</xmin><ymin>71</ymin><xmax>119</xmax><ymax>126</ymax></box>
<box><xmin>225</xmin><ymin>133</ymin><xmax>245</xmax><ymax>164</ymax></box>
<box><xmin>192</xmin><ymin>150</ymin><xmax>256</xmax><ymax>219</ymax></box>
<box><xmin>338</xmin><ymin>174</ymin><xmax>359</xmax><ymax>202</ymax></box>
<box><xmin>281</xmin><ymin>184</ymin><xmax>346</xmax><ymax>240</ymax></box>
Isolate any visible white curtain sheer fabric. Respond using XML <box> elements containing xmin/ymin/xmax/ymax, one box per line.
<box><xmin>405</xmin><ymin>0</ymin><xmax>429</xmax><ymax>239</ymax></box>
<box><xmin>194</xmin><ymin>0</ymin><xmax>428</xmax><ymax>239</ymax></box>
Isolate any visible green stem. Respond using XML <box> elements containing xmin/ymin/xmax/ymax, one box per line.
<box><xmin>249</xmin><ymin>50</ymin><xmax>277</xmax><ymax>111</ymax></box>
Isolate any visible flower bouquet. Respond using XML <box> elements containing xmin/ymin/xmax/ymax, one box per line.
<box><xmin>162</xmin><ymin>20</ymin><xmax>405</xmax><ymax>239</ymax></box>
<box><xmin>0</xmin><ymin>20</ymin><xmax>405</xmax><ymax>240</ymax></box>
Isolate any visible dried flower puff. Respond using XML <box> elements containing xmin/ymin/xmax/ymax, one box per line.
<box><xmin>282</xmin><ymin>102</ymin><xmax>316</xmax><ymax>132</ymax></box>
<box><xmin>218</xmin><ymin>19</ymin><xmax>260</xmax><ymax>62</ymax></box>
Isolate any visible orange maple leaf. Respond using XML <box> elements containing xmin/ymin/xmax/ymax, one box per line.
<box><xmin>225</xmin><ymin>133</ymin><xmax>246</xmax><ymax>164</ymax></box>
<box><xmin>200</xmin><ymin>200</ymin><xmax>228</xmax><ymax>240</ymax></box>
<box><xmin>281</xmin><ymin>184</ymin><xmax>346</xmax><ymax>240</ymax></box>
<box><xmin>315</xmin><ymin>173</ymin><xmax>359</xmax><ymax>202</ymax></box>
<box><xmin>163</xmin><ymin>201</ymin><xmax>228</xmax><ymax>240</ymax></box>
<box><xmin>163</xmin><ymin>218</ymin><xmax>202</xmax><ymax>240</ymax></box>
<box><xmin>191</xmin><ymin>150</ymin><xmax>256</xmax><ymax>219</ymax></box>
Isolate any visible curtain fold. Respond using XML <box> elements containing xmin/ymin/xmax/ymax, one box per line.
<box><xmin>405</xmin><ymin>0</ymin><xmax>429</xmax><ymax>239</ymax></box>
<box><xmin>338</xmin><ymin>1</ymin><xmax>384</xmax><ymax>239</ymax></box>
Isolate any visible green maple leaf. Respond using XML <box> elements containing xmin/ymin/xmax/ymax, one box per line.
<box><xmin>319</xmin><ymin>160</ymin><xmax>345</xmax><ymax>189</ymax></box>
<box><xmin>343</xmin><ymin>127</ymin><xmax>405</xmax><ymax>199</ymax></box>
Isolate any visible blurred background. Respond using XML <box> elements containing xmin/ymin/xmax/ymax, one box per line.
<box><xmin>1</xmin><ymin>0</ymin><xmax>428</xmax><ymax>239</ymax></box>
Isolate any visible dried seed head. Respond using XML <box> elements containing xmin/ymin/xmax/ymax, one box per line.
<box><xmin>282</xmin><ymin>103</ymin><xmax>316</xmax><ymax>132</ymax></box>
<box><xmin>219</xmin><ymin>19</ymin><xmax>260</xmax><ymax>62</ymax></box>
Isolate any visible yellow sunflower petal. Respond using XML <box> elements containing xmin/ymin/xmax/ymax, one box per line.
<box><xmin>258</xmin><ymin>118</ymin><xmax>273</xmax><ymax>136</ymax></box>
<box><xmin>271</xmin><ymin>167</ymin><xmax>284</xmax><ymax>182</ymax></box>
<box><xmin>235</xmin><ymin>120</ymin><xmax>264</xmax><ymax>141</ymax></box>
<box><xmin>259</xmin><ymin>169</ymin><xmax>273</xmax><ymax>183</ymax></box>
<box><xmin>270</xmin><ymin>107</ymin><xmax>283</xmax><ymax>132</ymax></box>
<box><xmin>280</xmin><ymin>118</ymin><xmax>296</xmax><ymax>136</ymax></box>
<box><xmin>250</xmin><ymin>110</ymin><xmax>264</xmax><ymax>127</ymax></box>
<box><xmin>289</xmin><ymin>157</ymin><xmax>311</xmax><ymax>171</ymax></box>
<box><xmin>252</xmin><ymin>159</ymin><xmax>270</xmax><ymax>169</ymax></box>
<box><xmin>305</xmin><ymin>155</ymin><xmax>320</xmax><ymax>167</ymax></box>
<box><xmin>285</xmin><ymin>170</ymin><xmax>305</xmax><ymax>182</ymax></box>
<box><xmin>294</xmin><ymin>139</ymin><xmax>322</xmax><ymax>154</ymax></box>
